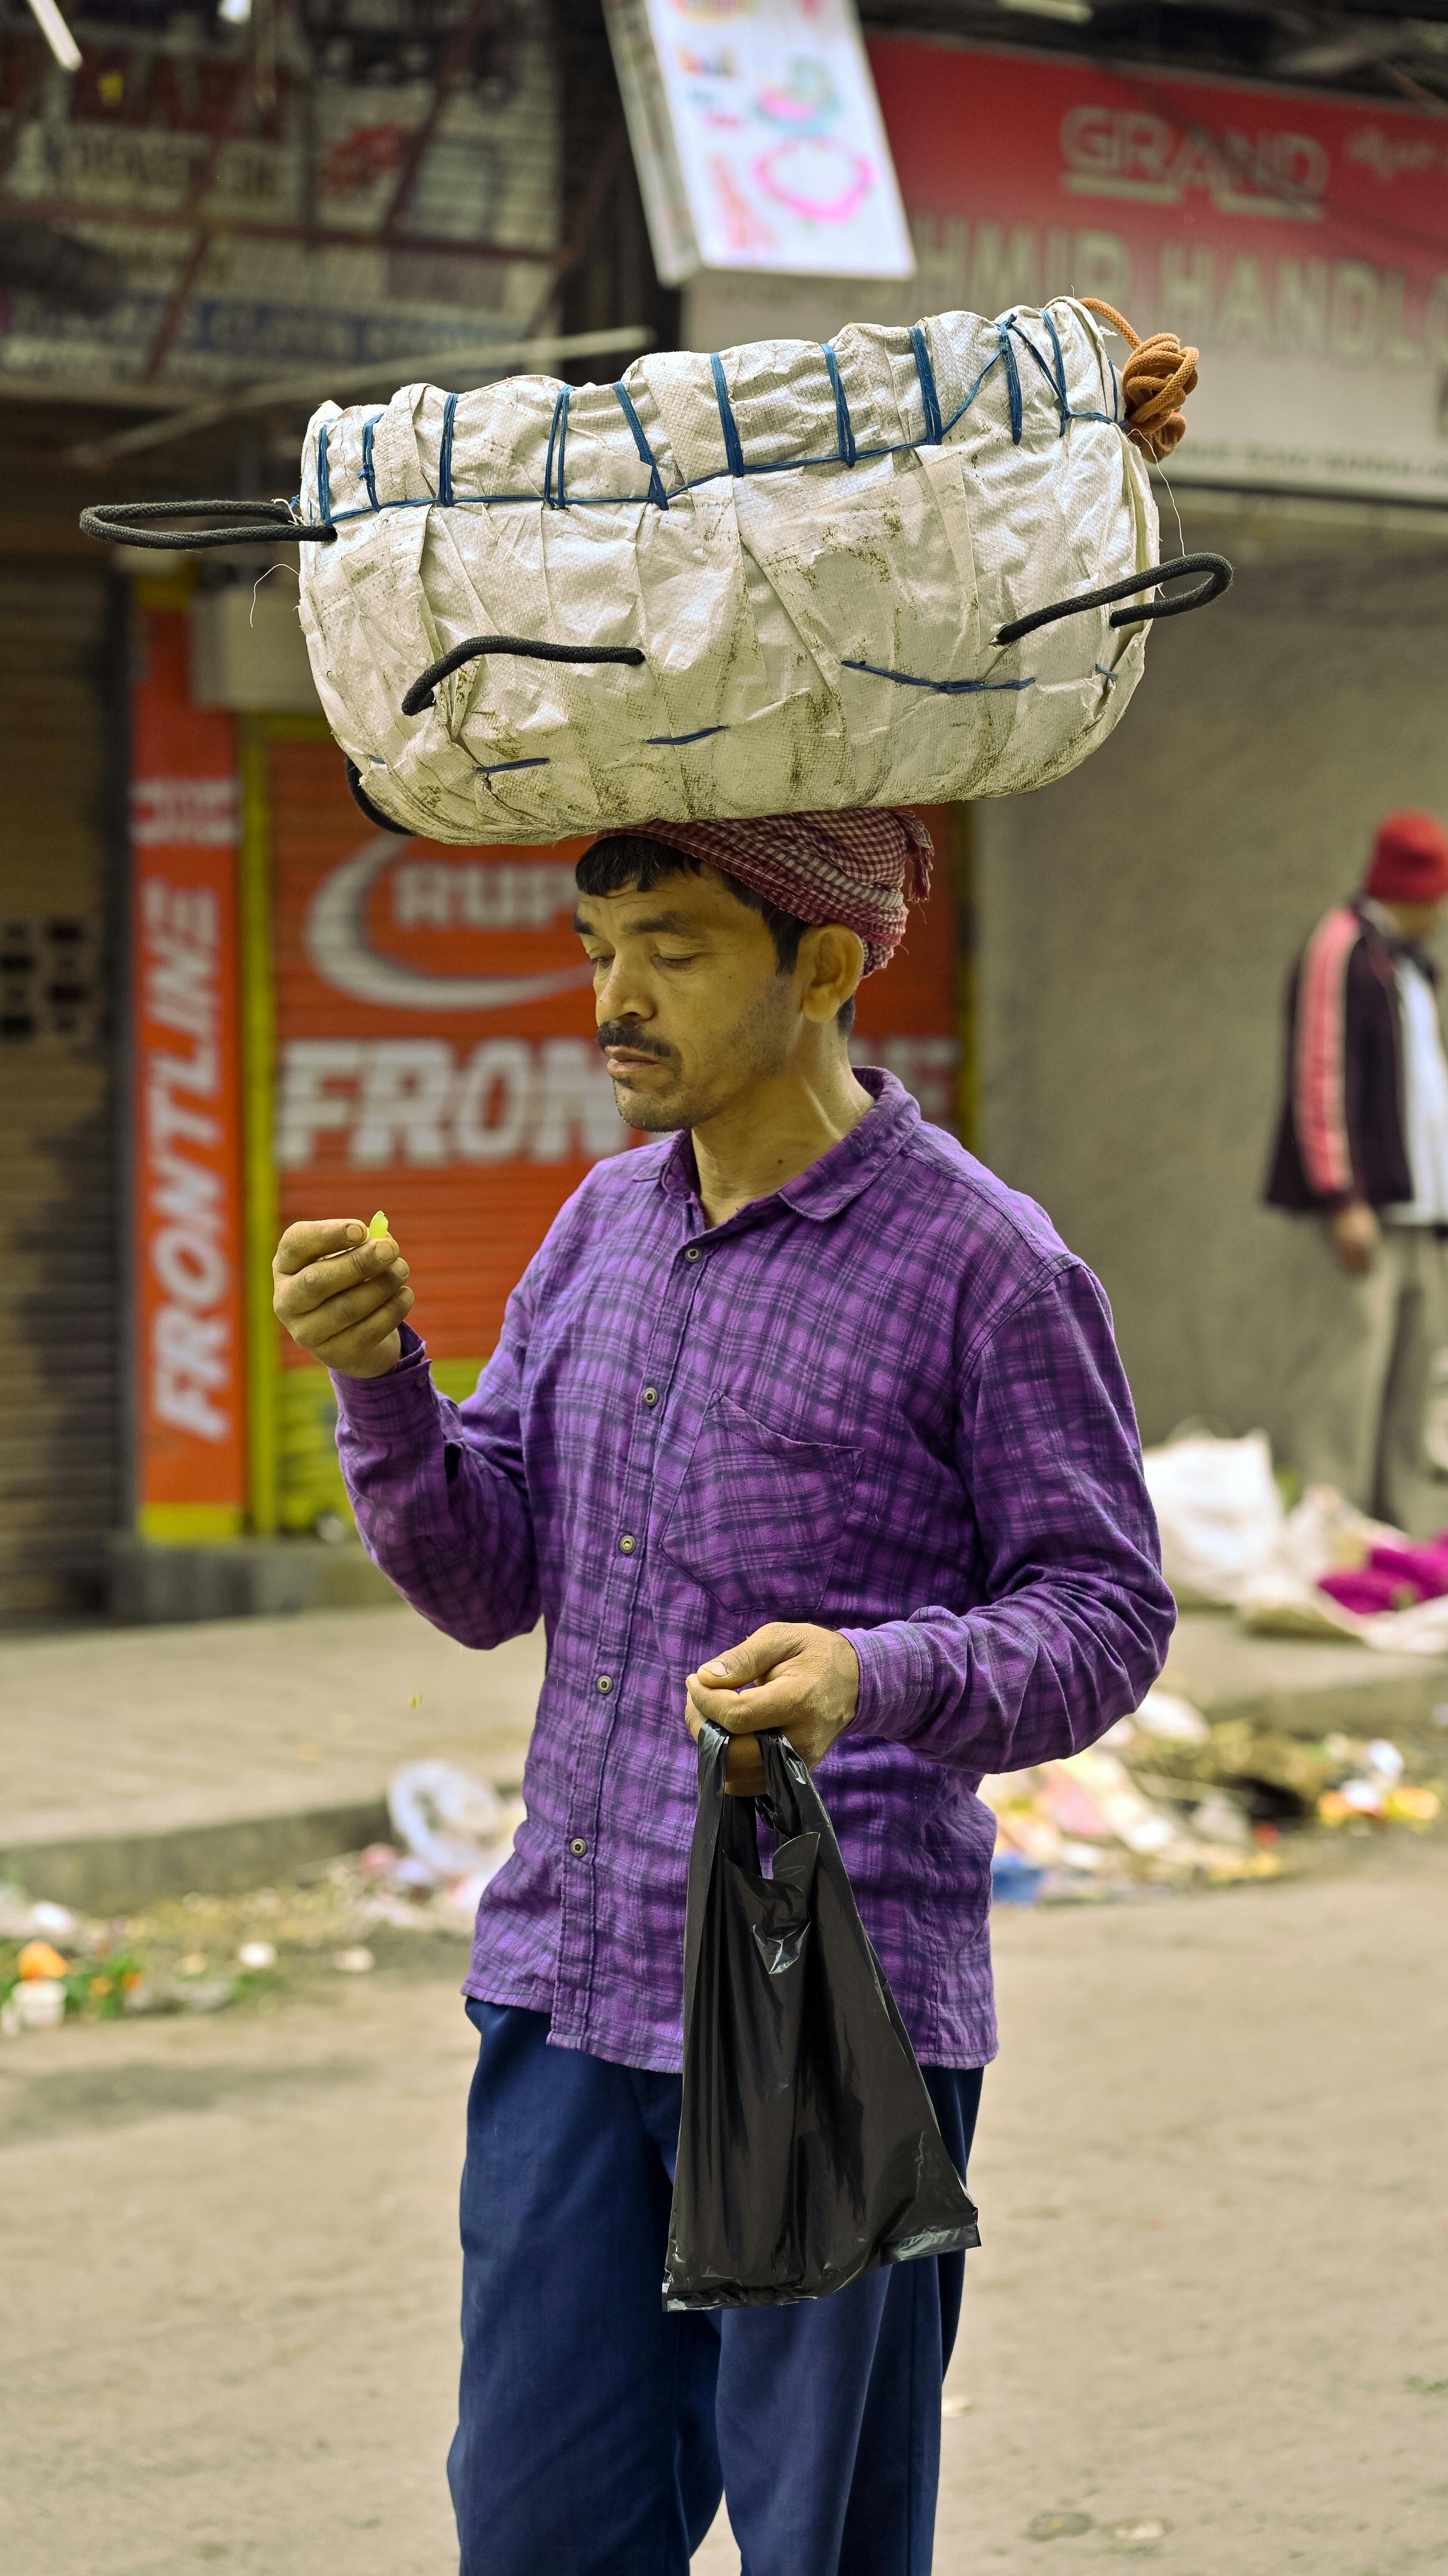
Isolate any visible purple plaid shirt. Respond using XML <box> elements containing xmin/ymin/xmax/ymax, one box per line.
<box><xmin>334</xmin><ymin>1070</ymin><xmax>1172</xmax><ymax>2072</ymax></box>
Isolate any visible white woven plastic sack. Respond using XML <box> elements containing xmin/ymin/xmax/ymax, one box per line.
<box><xmin>1142</xmin><ymin>1430</ymin><xmax>1284</xmax><ymax>1608</ymax></box>
<box><xmin>296</xmin><ymin>299</ymin><xmax>1158</xmax><ymax>846</ymax></box>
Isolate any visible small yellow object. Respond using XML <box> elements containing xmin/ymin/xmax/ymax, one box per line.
<box><xmin>1386</xmin><ymin>1783</ymin><xmax>1441</xmax><ymax>1826</ymax></box>
<box><xmin>368</xmin><ymin>1210</ymin><xmax>389</xmax><ymax>1238</ymax></box>
<box><xmin>407</xmin><ymin>1692</ymin><xmax>423</xmax><ymax>1708</ymax></box>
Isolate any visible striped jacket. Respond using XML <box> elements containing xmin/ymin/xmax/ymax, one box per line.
<box><xmin>1266</xmin><ymin>900</ymin><xmax>1415</xmax><ymax>1213</ymax></box>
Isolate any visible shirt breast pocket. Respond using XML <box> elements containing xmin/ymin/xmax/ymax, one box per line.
<box><xmin>651</xmin><ymin>1393</ymin><xmax>863</xmax><ymax>1649</ymax></box>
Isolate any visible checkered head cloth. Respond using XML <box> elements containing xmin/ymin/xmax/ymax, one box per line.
<box><xmin>630</xmin><ymin>808</ymin><xmax>934</xmax><ymax>976</ymax></box>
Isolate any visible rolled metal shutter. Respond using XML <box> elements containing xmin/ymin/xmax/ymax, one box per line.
<box><xmin>0</xmin><ymin>562</ymin><xmax>123</xmax><ymax>1617</ymax></box>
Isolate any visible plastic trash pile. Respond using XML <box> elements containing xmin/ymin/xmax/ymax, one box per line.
<box><xmin>986</xmin><ymin>1687</ymin><xmax>1441</xmax><ymax>1905</ymax></box>
<box><xmin>0</xmin><ymin>1761</ymin><xmax>523</xmax><ymax>2043</ymax></box>
<box><xmin>985</xmin><ymin>1690</ymin><xmax>1276</xmax><ymax>1905</ymax></box>
<box><xmin>1143</xmin><ymin>1427</ymin><xmax>1448</xmax><ymax>1651</ymax></box>
<box><xmin>0</xmin><ymin>1885</ymin><xmax>268</xmax><ymax>2034</ymax></box>
<box><xmin>343</xmin><ymin>1760</ymin><xmax>525</xmax><ymax>1931</ymax></box>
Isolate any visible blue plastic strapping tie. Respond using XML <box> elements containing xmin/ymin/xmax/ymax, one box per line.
<box><xmin>360</xmin><ymin>417</ymin><xmax>379</xmax><ymax>512</ymax></box>
<box><xmin>997</xmin><ymin>321</ymin><xmax>1023</xmax><ymax>446</ymax></box>
<box><xmin>941</xmin><ymin>342</ymin><xmax>1003</xmax><ymax>440</ymax></box>
<box><xmin>821</xmin><ymin>343</ymin><xmax>857</xmax><ymax>467</ymax></box>
<box><xmin>710</xmin><ymin>352</ymin><xmax>745</xmax><ymax>479</ymax></box>
<box><xmin>909</xmin><ymin>323</ymin><xmax>943</xmax><ymax>446</ymax></box>
<box><xmin>557</xmin><ymin>384</ymin><xmax>571</xmax><ymax>507</ymax></box>
<box><xmin>613</xmin><ymin>381</ymin><xmax>669</xmax><ymax>510</ymax></box>
<box><xmin>299</xmin><ymin>321</ymin><xmax>1135</xmax><ymax>528</ymax></box>
<box><xmin>1043</xmin><ymin>311</ymin><xmax>1070</xmax><ymax>436</ymax></box>
<box><xmin>647</xmin><ymin>726</ymin><xmax>725</xmax><ymax>746</ymax></box>
<box><xmin>842</xmin><ymin>658</ymin><xmax>1034</xmax><ymax>695</ymax></box>
<box><xmin>438</xmin><ymin>391</ymin><xmax>459</xmax><ymax>507</ymax></box>
<box><xmin>1008</xmin><ymin>318</ymin><xmax>1064</xmax><ymax>411</ymax></box>
<box><xmin>544</xmin><ymin>386</ymin><xmax>568</xmax><ymax>509</ymax></box>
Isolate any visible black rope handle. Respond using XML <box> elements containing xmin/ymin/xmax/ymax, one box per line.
<box><xmin>79</xmin><ymin>499</ymin><xmax>338</xmax><ymax>551</ymax></box>
<box><xmin>403</xmin><ymin>633</ymin><xmax>646</xmax><ymax>718</ymax></box>
<box><xmin>994</xmin><ymin>552</ymin><xmax>1233</xmax><ymax>647</ymax></box>
<box><xmin>345</xmin><ymin>759</ymin><xmax>413</xmax><ymax>836</ymax></box>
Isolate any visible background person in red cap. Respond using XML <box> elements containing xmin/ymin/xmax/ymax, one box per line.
<box><xmin>1266</xmin><ymin>809</ymin><xmax>1448</xmax><ymax>1530</ymax></box>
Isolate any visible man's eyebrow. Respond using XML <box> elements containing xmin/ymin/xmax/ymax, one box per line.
<box><xmin>572</xmin><ymin>907</ymin><xmax>705</xmax><ymax>938</ymax></box>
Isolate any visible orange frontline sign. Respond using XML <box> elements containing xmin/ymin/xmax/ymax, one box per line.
<box><xmin>131</xmin><ymin>606</ymin><xmax>248</xmax><ymax>1536</ymax></box>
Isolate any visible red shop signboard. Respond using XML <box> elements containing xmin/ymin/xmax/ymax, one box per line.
<box><xmin>869</xmin><ymin>34</ymin><xmax>1448</xmax><ymax>502</ymax></box>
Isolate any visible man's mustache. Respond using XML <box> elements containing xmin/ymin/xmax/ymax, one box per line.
<box><xmin>596</xmin><ymin>1022</ymin><xmax>678</xmax><ymax>1065</ymax></box>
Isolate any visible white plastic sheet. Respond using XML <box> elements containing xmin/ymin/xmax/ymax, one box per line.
<box><xmin>296</xmin><ymin>298</ymin><xmax>1157</xmax><ymax>844</ymax></box>
<box><xmin>1143</xmin><ymin>1429</ymin><xmax>1285</xmax><ymax>1608</ymax></box>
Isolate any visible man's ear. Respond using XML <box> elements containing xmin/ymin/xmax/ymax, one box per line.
<box><xmin>798</xmin><ymin>923</ymin><xmax>866</xmax><ymax>1026</ymax></box>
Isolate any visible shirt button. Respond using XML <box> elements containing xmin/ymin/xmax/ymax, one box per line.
<box><xmin>596</xmin><ymin>1674</ymin><xmax>613</xmax><ymax>1693</ymax></box>
<box><xmin>569</xmin><ymin>1837</ymin><xmax>588</xmax><ymax>1857</ymax></box>
<box><xmin>642</xmin><ymin>1386</ymin><xmax>659</xmax><ymax>1407</ymax></box>
<box><xmin>619</xmin><ymin>1534</ymin><xmax>637</xmax><ymax>1554</ymax></box>
<box><xmin>684</xmin><ymin>1245</ymin><xmax>702</xmax><ymax>1262</ymax></box>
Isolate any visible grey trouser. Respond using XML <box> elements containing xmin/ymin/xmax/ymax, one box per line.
<box><xmin>1282</xmin><ymin>1220</ymin><xmax>1448</xmax><ymax>1535</ymax></box>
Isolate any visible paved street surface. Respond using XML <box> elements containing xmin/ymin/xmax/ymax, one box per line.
<box><xmin>2</xmin><ymin>1838</ymin><xmax>1444</xmax><ymax>2575</ymax></box>
<box><xmin>1</xmin><ymin>1608</ymin><xmax>544</xmax><ymax>1852</ymax></box>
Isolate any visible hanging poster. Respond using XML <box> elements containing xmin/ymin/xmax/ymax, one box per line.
<box><xmin>605</xmin><ymin>0</ymin><xmax>912</xmax><ymax>283</ymax></box>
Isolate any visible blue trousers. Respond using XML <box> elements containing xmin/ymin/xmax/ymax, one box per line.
<box><xmin>448</xmin><ymin>2002</ymin><xmax>982</xmax><ymax>2576</ymax></box>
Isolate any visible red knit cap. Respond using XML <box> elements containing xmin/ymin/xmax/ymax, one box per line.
<box><xmin>1365</xmin><ymin>809</ymin><xmax>1448</xmax><ymax>905</ymax></box>
<box><xmin>621</xmin><ymin>809</ymin><xmax>934</xmax><ymax>976</ymax></box>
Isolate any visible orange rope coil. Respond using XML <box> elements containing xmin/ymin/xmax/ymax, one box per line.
<box><xmin>1080</xmin><ymin>299</ymin><xmax>1199</xmax><ymax>463</ymax></box>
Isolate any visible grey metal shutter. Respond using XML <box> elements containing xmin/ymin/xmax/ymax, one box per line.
<box><xmin>0</xmin><ymin>561</ymin><xmax>124</xmax><ymax>1619</ymax></box>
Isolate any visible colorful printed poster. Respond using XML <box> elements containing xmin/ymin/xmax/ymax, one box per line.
<box><xmin>605</xmin><ymin>0</ymin><xmax>912</xmax><ymax>282</ymax></box>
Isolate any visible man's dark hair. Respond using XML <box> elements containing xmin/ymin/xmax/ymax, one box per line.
<box><xmin>576</xmin><ymin>834</ymin><xmax>856</xmax><ymax>1032</ymax></box>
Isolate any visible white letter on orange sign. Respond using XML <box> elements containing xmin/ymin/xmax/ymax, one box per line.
<box><xmin>275</xmin><ymin>1040</ymin><xmax>363</xmax><ymax>1167</ymax></box>
<box><xmin>351</xmin><ymin>1040</ymin><xmax>454</xmax><ymax>1166</ymax></box>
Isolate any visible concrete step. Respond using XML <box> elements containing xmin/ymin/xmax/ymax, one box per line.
<box><xmin>108</xmin><ymin>1536</ymin><xmax>400</xmax><ymax>1624</ymax></box>
<box><xmin>1164</xmin><ymin>1609</ymin><xmax>1448</xmax><ymax>1748</ymax></box>
<box><xmin>0</xmin><ymin>1606</ymin><xmax>544</xmax><ymax>1915</ymax></box>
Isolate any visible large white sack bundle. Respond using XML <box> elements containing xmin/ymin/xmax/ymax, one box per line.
<box><xmin>1142</xmin><ymin>1430</ymin><xmax>1285</xmax><ymax>1608</ymax></box>
<box><xmin>286</xmin><ymin>298</ymin><xmax>1187</xmax><ymax>846</ymax></box>
<box><xmin>81</xmin><ymin>300</ymin><xmax>1225</xmax><ymax>844</ymax></box>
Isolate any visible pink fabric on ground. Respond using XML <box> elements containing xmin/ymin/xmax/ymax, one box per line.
<box><xmin>1318</xmin><ymin>1568</ymin><xmax>1414</xmax><ymax>1616</ymax></box>
<box><xmin>1366</xmin><ymin>1541</ymin><xmax>1448</xmax><ymax>1601</ymax></box>
<box><xmin>1316</xmin><ymin>1529</ymin><xmax>1448</xmax><ymax>1615</ymax></box>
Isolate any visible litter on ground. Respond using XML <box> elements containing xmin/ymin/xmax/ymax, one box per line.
<box><xmin>985</xmin><ymin>1686</ymin><xmax>1441</xmax><ymax>1905</ymax></box>
<box><xmin>0</xmin><ymin>1759</ymin><xmax>524</xmax><ymax>2041</ymax></box>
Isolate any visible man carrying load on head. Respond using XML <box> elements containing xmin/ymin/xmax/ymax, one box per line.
<box><xmin>272</xmin><ymin>806</ymin><xmax>1173</xmax><ymax>2576</ymax></box>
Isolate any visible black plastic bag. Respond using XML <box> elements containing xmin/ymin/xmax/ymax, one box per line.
<box><xmin>663</xmin><ymin>1722</ymin><xmax>980</xmax><ymax>2310</ymax></box>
